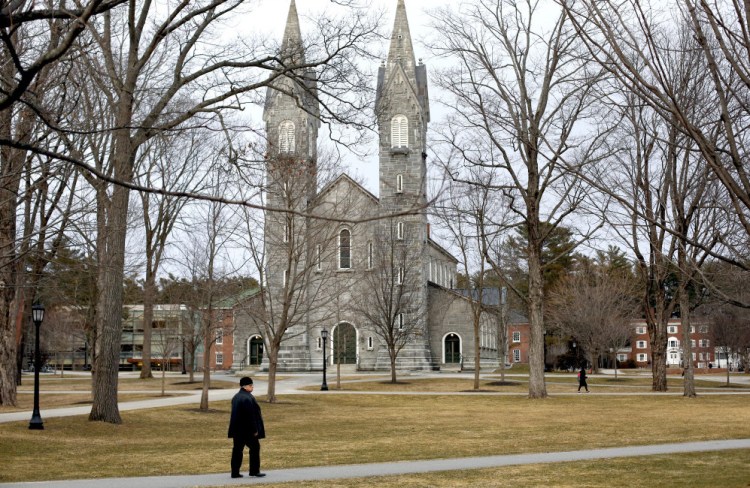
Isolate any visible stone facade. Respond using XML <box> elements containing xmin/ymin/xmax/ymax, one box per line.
<box><xmin>233</xmin><ymin>0</ymin><xmax>507</xmax><ymax>372</ymax></box>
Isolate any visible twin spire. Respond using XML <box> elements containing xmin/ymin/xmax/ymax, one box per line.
<box><xmin>281</xmin><ymin>0</ymin><xmax>417</xmax><ymax>69</ymax></box>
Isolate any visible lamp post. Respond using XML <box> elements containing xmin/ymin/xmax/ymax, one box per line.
<box><xmin>29</xmin><ymin>303</ymin><xmax>45</xmax><ymax>430</ymax></box>
<box><xmin>320</xmin><ymin>328</ymin><xmax>329</xmax><ymax>391</ymax></box>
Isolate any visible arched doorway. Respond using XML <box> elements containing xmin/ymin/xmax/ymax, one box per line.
<box><xmin>333</xmin><ymin>323</ymin><xmax>357</xmax><ymax>364</ymax></box>
<box><xmin>444</xmin><ymin>333</ymin><xmax>461</xmax><ymax>364</ymax></box>
<box><xmin>247</xmin><ymin>336</ymin><xmax>264</xmax><ymax>366</ymax></box>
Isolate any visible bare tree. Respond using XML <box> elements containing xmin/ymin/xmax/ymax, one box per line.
<box><xmin>709</xmin><ymin>306</ymin><xmax>750</xmax><ymax>386</ymax></box>
<box><xmin>547</xmin><ymin>270</ymin><xmax>638</xmax><ymax>376</ymax></box>
<box><xmin>351</xmin><ymin>220</ymin><xmax>423</xmax><ymax>384</ymax></box>
<box><xmin>135</xmin><ymin>130</ymin><xmax>209</xmax><ymax>380</ymax></box>
<box><xmin>151</xmin><ymin>315</ymin><xmax>181</xmax><ymax>397</ymax></box>
<box><xmin>0</xmin><ymin>34</ymin><xmax>84</xmax><ymax>405</ymax></box>
<box><xmin>63</xmin><ymin>0</ymin><xmax>379</xmax><ymax>424</ymax></box>
<box><xmin>0</xmin><ymin>0</ymin><xmax>128</xmax><ymax>110</ymax></box>
<box><xmin>435</xmin><ymin>176</ymin><xmax>493</xmax><ymax>390</ymax></box>
<box><xmin>428</xmin><ymin>0</ymin><xmax>608</xmax><ymax>398</ymax></box>
<box><xmin>237</xmin><ymin>150</ymin><xmax>357</xmax><ymax>402</ymax></box>
<box><xmin>561</xmin><ymin>0</ymin><xmax>750</xmax><ymax>272</ymax></box>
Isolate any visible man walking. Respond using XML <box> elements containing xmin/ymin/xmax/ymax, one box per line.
<box><xmin>228</xmin><ymin>377</ymin><xmax>266</xmax><ymax>478</ymax></box>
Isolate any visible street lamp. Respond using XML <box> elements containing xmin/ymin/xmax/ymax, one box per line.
<box><xmin>29</xmin><ymin>303</ymin><xmax>45</xmax><ymax>430</ymax></box>
<box><xmin>320</xmin><ymin>328</ymin><xmax>329</xmax><ymax>391</ymax></box>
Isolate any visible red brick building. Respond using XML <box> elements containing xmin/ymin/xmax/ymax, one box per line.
<box><xmin>619</xmin><ymin>319</ymin><xmax>715</xmax><ymax>369</ymax></box>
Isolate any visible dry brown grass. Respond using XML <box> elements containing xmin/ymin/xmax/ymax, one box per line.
<box><xmin>309</xmin><ymin>375</ymin><xmax>745</xmax><ymax>394</ymax></box>
<box><xmin>1</xmin><ymin>392</ymin><xmax>749</xmax><ymax>483</ymax></box>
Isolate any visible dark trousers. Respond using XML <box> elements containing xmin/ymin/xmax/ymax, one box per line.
<box><xmin>578</xmin><ymin>380</ymin><xmax>588</xmax><ymax>391</ymax></box>
<box><xmin>231</xmin><ymin>436</ymin><xmax>261</xmax><ymax>475</ymax></box>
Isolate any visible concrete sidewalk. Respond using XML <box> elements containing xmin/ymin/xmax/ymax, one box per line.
<box><xmin>1</xmin><ymin>439</ymin><xmax>748</xmax><ymax>488</ymax></box>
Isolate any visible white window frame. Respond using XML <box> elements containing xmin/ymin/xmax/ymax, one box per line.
<box><xmin>512</xmin><ymin>331</ymin><xmax>521</xmax><ymax>343</ymax></box>
<box><xmin>279</xmin><ymin>120</ymin><xmax>295</xmax><ymax>153</ymax></box>
<box><xmin>397</xmin><ymin>221</ymin><xmax>404</xmax><ymax>240</ymax></box>
<box><xmin>339</xmin><ymin>229</ymin><xmax>352</xmax><ymax>269</ymax></box>
<box><xmin>284</xmin><ymin>218</ymin><xmax>292</xmax><ymax>243</ymax></box>
<box><xmin>391</xmin><ymin>115</ymin><xmax>408</xmax><ymax>148</ymax></box>
<box><xmin>636</xmin><ymin>340</ymin><xmax>647</xmax><ymax>349</ymax></box>
<box><xmin>215</xmin><ymin>329</ymin><xmax>223</xmax><ymax>345</ymax></box>
<box><xmin>397</xmin><ymin>313</ymin><xmax>404</xmax><ymax>330</ymax></box>
<box><xmin>667</xmin><ymin>325</ymin><xmax>678</xmax><ymax>334</ymax></box>
<box><xmin>513</xmin><ymin>349</ymin><xmax>521</xmax><ymax>362</ymax></box>
<box><xmin>396</xmin><ymin>174</ymin><xmax>403</xmax><ymax>193</ymax></box>
<box><xmin>367</xmin><ymin>336</ymin><xmax>374</xmax><ymax>350</ymax></box>
<box><xmin>636</xmin><ymin>326</ymin><xmax>646</xmax><ymax>335</ymax></box>
<box><xmin>637</xmin><ymin>353</ymin><xmax>648</xmax><ymax>362</ymax></box>
<box><xmin>215</xmin><ymin>353</ymin><xmax>223</xmax><ymax>365</ymax></box>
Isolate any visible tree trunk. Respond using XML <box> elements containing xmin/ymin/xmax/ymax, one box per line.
<box><xmin>649</xmin><ymin>311</ymin><xmax>668</xmax><ymax>392</ymax></box>
<box><xmin>266</xmin><ymin>344</ymin><xmax>279</xmax><ymax>403</ymax></box>
<box><xmin>391</xmin><ymin>353</ymin><xmax>397</xmax><ymax>384</ymax></box>
<box><xmin>473</xmin><ymin>315</ymin><xmax>481</xmax><ymax>390</ymax></box>
<box><xmin>497</xmin><ymin>299</ymin><xmax>507</xmax><ymax>384</ymax></box>
<box><xmin>680</xmin><ymin>289</ymin><xmax>696</xmax><ymax>398</ymax></box>
<box><xmin>527</xmin><ymin>237</ymin><xmax>547</xmax><ymax>399</ymax></box>
<box><xmin>89</xmin><ymin>152</ymin><xmax>131</xmax><ymax>423</ymax></box>
<box><xmin>726</xmin><ymin>351</ymin><xmax>731</xmax><ymax>386</ymax></box>
<box><xmin>140</xmin><ymin>275</ymin><xmax>155</xmax><ymax>379</ymax></box>
<box><xmin>0</xmin><ymin>98</ymin><xmax>32</xmax><ymax>406</ymax></box>
<box><xmin>199</xmin><ymin>322</ymin><xmax>212</xmax><ymax>411</ymax></box>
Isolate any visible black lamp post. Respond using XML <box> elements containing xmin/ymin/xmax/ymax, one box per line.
<box><xmin>320</xmin><ymin>328</ymin><xmax>329</xmax><ymax>391</ymax></box>
<box><xmin>29</xmin><ymin>303</ymin><xmax>45</xmax><ymax>430</ymax></box>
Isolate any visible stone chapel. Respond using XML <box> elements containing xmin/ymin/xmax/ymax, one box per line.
<box><xmin>233</xmin><ymin>0</ymin><xmax>506</xmax><ymax>372</ymax></box>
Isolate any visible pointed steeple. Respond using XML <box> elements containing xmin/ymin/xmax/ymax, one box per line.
<box><xmin>386</xmin><ymin>0</ymin><xmax>416</xmax><ymax>72</ymax></box>
<box><xmin>280</xmin><ymin>0</ymin><xmax>304</xmax><ymax>64</ymax></box>
<box><xmin>375</xmin><ymin>0</ymin><xmax>429</xmax><ymax>122</ymax></box>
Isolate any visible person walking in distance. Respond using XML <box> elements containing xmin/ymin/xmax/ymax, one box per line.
<box><xmin>578</xmin><ymin>365</ymin><xmax>589</xmax><ymax>393</ymax></box>
<box><xmin>228</xmin><ymin>377</ymin><xmax>266</xmax><ymax>478</ymax></box>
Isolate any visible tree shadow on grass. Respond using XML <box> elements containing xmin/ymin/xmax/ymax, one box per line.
<box><xmin>485</xmin><ymin>380</ymin><xmax>522</xmax><ymax>387</ymax></box>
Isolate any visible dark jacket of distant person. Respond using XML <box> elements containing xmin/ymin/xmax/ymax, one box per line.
<box><xmin>228</xmin><ymin>388</ymin><xmax>265</xmax><ymax>439</ymax></box>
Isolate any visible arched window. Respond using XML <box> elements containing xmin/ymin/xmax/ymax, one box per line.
<box><xmin>391</xmin><ymin>115</ymin><xmax>408</xmax><ymax>148</ymax></box>
<box><xmin>339</xmin><ymin>229</ymin><xmax>351</xmax><ymax>269</ymax></box>
<box><xmin>279</xmin><ymin>120</ymin><xmax>295</xmax><ymax>153</ymax></box>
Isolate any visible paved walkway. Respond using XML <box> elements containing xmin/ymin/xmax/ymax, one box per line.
<box><xmin>1</xmin><ymin>439</ymin><xmax>749</xmax><ymax>488</ymax></box>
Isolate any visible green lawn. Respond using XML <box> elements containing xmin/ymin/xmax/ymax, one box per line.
<box><xmin>1</xmin><ymin>392</ymin><xmax>749</xmax><ymax>484</ymax></box>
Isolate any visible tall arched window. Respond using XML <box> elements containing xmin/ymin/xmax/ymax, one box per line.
<box><xmin>339</xmin><ymin>229</ymin><xmax>351</xmax><ymax>269</ymax></box>
<box><xmin>391</xmin><ymin>115</ymin><xmax>408</xmax><ymax>148</ymax></box>
<box><xmin>279</xmin><ymin>120</ymin><xmax>295</xmax><ymax>153</ymax></box>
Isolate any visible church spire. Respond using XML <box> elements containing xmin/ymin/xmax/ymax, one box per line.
<box><xmin>281</xmin><ymin>0</ymin><xmax>304</xmax><ymax>64</ymax></box>
<box><xmin>386</xmin><ymin>0</ymin><xmax>416</xmax><ymax>72</ymax></box>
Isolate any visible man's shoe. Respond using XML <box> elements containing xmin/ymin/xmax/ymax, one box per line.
<box><xmin>250</xmin><ymin>473</ymin><xmax>266</xmax><ymax>477</ymax></box>
<box><xmin>231</xmin><ymin>474</ymin><xmax>243</xmax><ymax>478</ymax></box>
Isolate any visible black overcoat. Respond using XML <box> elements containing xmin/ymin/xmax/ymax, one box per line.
<box><xmin>228</xmin><ymin>388</ymin><xmax>266</xmax><ymax>439</ymax></box>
